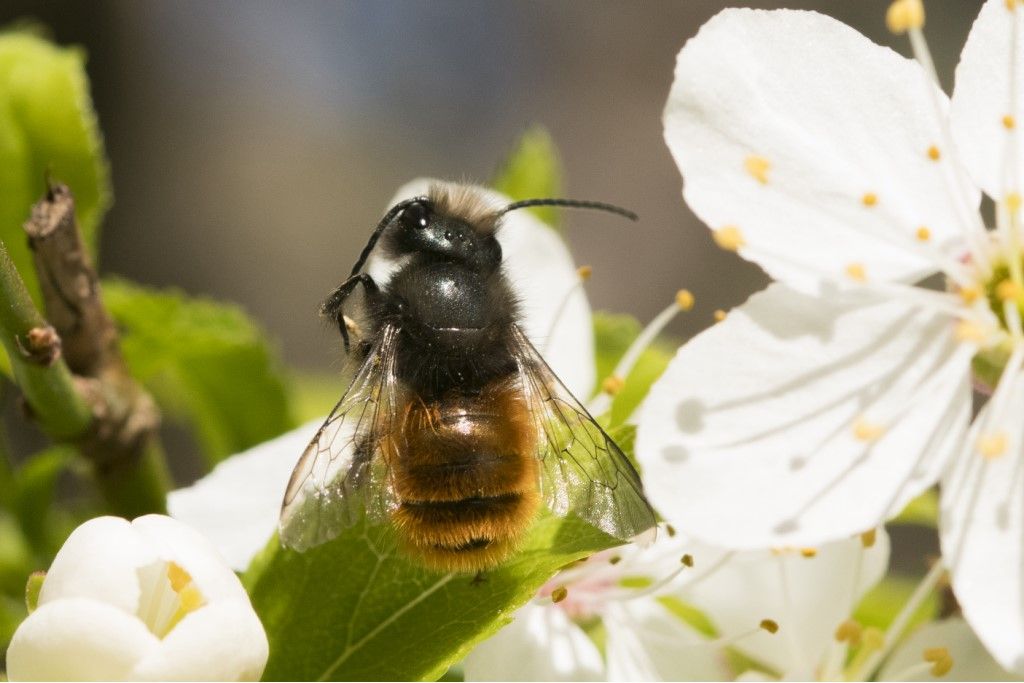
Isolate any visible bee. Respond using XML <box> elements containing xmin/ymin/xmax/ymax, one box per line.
<box><xmin>279</xmin><ymin>182</ymin><xmax>657</xmax><ymax>572</ymax></box>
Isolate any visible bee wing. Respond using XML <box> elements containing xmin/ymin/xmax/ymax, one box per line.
<box><xmin>279</xmin><ymin>324</ymin><xmax>403</xmax><ymax>551</ymax></box>
<box><xmin>509</xmin><ymin>325</ymin><xmax>657</xmax><ymax>540</ymax></box>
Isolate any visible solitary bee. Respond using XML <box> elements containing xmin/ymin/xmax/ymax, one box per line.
<box><xmin>279</xmin><ymin>183</ymin><xmax>657</xmax><ymax>572</ymax></box>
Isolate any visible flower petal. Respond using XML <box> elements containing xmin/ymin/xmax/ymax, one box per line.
<box><xmin>950</xmin><ymin>0</ymin><xmax>1023</xmax><ymax>198</ymax></box>
<box><xmin>941</xmin><ymin>369</ymin><xmax>1024</xmax><ymax>673</ymax></box>
<box><xmin>462</xmin><ymin>602</ymin><xmax>604</xmax><ymax>681</ymax></box>
<box><xmin>38</xmin><ymin>516</ymin><xmax>157</xmax><ymax>615</ymax></box>
<box><xmin>879</xmin><ymin>617</ymin><xmax>1019</xmax><ymax>681</ymax></box>
<box><xmin>168</xmin><ymin>418</ymin><xmax>322</xmax><ymax>571</ymax></box>
<box><xmin>130</xmin><ymin>515</ymin><xmax>251</xmax><ymax>603</ymax></box>
<box><xmin>7</xmin><ymin>598</ymin><xmax>159</xmax><ymax>681</ymax></box>
<box><xmin>682</xmin><ymin>531</ymin><xmax>889</xmax><ymax>677</ymax></box>
<box><xmin>603</xmin><ymin>600</ymin><xmax>730</xmax><ymax>681</ymax></box>
<box><xmin>665</xmin><ymin>8</ymin><xmax>965</xmax><ymax>294</ymax></box>
<box><xmin>636</xmin><ymin>284</ymin><xmax>971</xmax><ymax>548</ymax></box>
<box><xmin>371</xmin><ymin>179</ymin><xmax>595</xmax><ymax>398</ymax></box>
<box><xmin>131</xmin><ymin>601</ymin><xmax>268</xmax><ymax>681</ymax></box>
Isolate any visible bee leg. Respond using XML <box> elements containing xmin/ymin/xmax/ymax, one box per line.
<box><xmin>321</xmin><ymin>273</ymin><xmax>379</xmax><ymax>353</ymax></box>
<box><xmin>470</xmin><ymin>571</ymin><xmax>487</xmax><ymax>587</ymax></box>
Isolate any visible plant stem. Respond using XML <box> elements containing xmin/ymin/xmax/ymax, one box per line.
<box><xmin>0</xmin><ymin>240</ymin><xmax>91</xmax><ymax>439</ymax></box>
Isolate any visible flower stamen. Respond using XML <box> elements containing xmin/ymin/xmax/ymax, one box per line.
<box><xmin>744</xmin><ymin>155</ymin><xmax>770</xmax><ymax>184</ymax></box>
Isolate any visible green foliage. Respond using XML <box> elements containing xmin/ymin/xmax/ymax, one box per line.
<box><xmin>892</xmin><ymin>488</ymin><xmax>938</xmax><ymax>528</ymax></box>
<box><xmin>24</xmin><ymin>571</ymin><xmax>43</xmax><ymax>614</ymax></box>
<box><xmin>855</xmin><ymin>573</ymin><xmax>940</xmax><ymax>632</ymax></box>
<box><xmin>102</xmin><ymin>279</ymin><xmax>295</xmax><ymax>465</ymax></box>
<box><xmin>593</xmin><ymin>312</ymin><xmax>674</xmax><ymax>426</ymax></box>
<box><xmin>492</xmin><ymin>126</ymin><xmax>563</xmax><ymax>228</ymax></box>
<box><xmin>11</xmin><ymin>446</ymin><xmax>72</xmax><ymax>553</ymax></box>
<box><xmin>245</xmin><ymin>513</ymin><xmax>619</xmax><ymax>681</ymax></box>
<box><xmin>0</xmin><ymin>28</ymin><xmax>110</xmax><ymax>303</ymax></box>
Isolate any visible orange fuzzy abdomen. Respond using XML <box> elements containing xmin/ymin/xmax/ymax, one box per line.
<box><xmin>388</xmin><ymin>381</ymin><xmax>539</xmax><ymax>572</ymax></box>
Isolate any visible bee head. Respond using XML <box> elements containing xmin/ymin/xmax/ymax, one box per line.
<box><xmin>390</xmin><ymin>198</ymin><xmax>502</xmax><ymax>272</ymax></box>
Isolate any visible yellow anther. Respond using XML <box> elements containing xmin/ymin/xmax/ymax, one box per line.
<box><xmin>609</xmin><ymin>555</ymin><xmax>622</xmax><ymax>565</ymax></box>
<box><xmin>551</xmin><ymin>586</ymin><xmax>568</xmax><ymax>603</ymax></box>
<box><xmin>676</xmin><ymin>289</ymin><xmax>695</xmax><ymax>311</ymax></box>
<box><xmin>760</xmin><ymin>619</ymin><xmax>779</xmax><ymax>634</ymax></box>
<box><xmin>886</xmin><ymin>0</ymin><xmax>925</xmax><ymax>33</ymax></box>
<box><xmin>1008</xmin><ymin>193</ymin><xmax>1023</xmax><ymax>213</ymax></box>
<box><xmin>916</xmin><ymin>226</ymin><xmax>931</xmax><ymax>241</ymax></box>
<box><xmin>163</xmin><ymin>562</ymin><xmax>206</xmax><ymax>638</ymax></box>
<box><xmin>601</xmin><ymin>375</ymin><xmax>625</xmax><ymax>396</ymax></box>
<box><xmin>927</xmin><ymin>145</ymin><xmax>941</xmax><ymax>161</ymax></box>
<box><xmin>853</xmin><ymin>418</ymin><xmax>884</xmax><ymax>442</ymax></box>
<box><xmin>167</xmin><ymin>562</ymin><xmax>192</xmax><ymax>592</ymax></box>
<box><xmin>1009</xmin><ymin>0</ymin><xmax>1024</xmax><ymax>10</ymax></box>
<box><xmin>665</xmin><ymin>523</ymin><xmax>677</xmax><ymax>537</ymax></box>
<box><xmin>681</xmin><ymin>554</ymin><xmax>694</xmax><ymax>567</ymax></box>
<box><xmin>860</xmin><ymin>529</ymin><xmax>877</xmax><ymax>548</ymax></box>
<box><xmin>713</xmin><ymin>309</ymin><xmax>727</xmax><ymax>322</ymax></box>
<box><xmin>997</xmin><ymin>280</ymin><xmax>1020</xmax><ymax>301</ymax></box>
<box><xmin>576</xmin><ymin>265</ymin><xmax>593</xmax><ymax>281</ymax></box>
<box><xmin>924</xmin><ymin>647</ymin><xmax>953</xmax><ymax>677</ymax></box>
<box><xmin>845</xmin><ymin>263</ymin><xmax>868</xmax><ymax>282</ymax></box>
<box><xmin>745</xmin><ymin>155</ymin><xmax>771</xmax><ymax>184</ymax></box>
<box><xmin>834</xmin><ymin>619</ymin><xmax>863</xmax><ymax>645</ymax></box>
<box><xmin>958</xmin><ymin>285</ymin><xmax>980</xmax><ymax>304</ymax></box>
<box><xmin>978</xmin><ymin>432</ymin><xmax>1009</xmax><ymax>459</ymax></box>
<box><xmin>954</xmin><ymin>321</ymin><xmax>985</xmax><ymax>344</ymax></box>
<box><xmin>713</xmin><ymin>226</ymin><xmax>746</xmax><ymax>251</ymax></box>
<box><xmin>1005</xmin><ymin>114</ymin><xmax>1017</xmax><ymax>130</ymax></box>
<box><xmin>799</xmin><ymin>547</ymin><xmax>817</xmax><ymax>558</ymax></box>
<box><xmin>862</xmin><ymin>627</ymin><xmax>885</xmax><ymax>651</ymax></box>
<box><xmin>861</xmin><ymin>192</ymin><xmax>878</xmax><ymax>207</ymax></box>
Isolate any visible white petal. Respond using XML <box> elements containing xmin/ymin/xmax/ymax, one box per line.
<box><xmin>371</xmin><ymin>179</ymin><xmax>595</xmax><ymax>397</ymax></box>
<box><xmin>665</xmin><ymin>9</ymin><xmax>965</xmax><ymax>294</ymax></box>
<box><xmin>681</xmin><ymin>532</ymin><xmax>889</xmax><ymax>676</ymax></box>
<box><xmin>462</xmin><ymin>602</ymin><xmax>604</xmax><ymax>682</ymax></box>
<box><xmin>879</xmin><ymin>618</ymin><xmax>1020</xmax><ymax>681</ymax></box>
<box><xmin>131</xmin><ymin>601</ymin><xmax>268</xmax><ymax>681</ymax></box>
<box><xmin>7</xmin><ymin>598</ymin><xmax>159</xmax><ymax>681</ymax></box>
<box><xmin>636</xmin><ymin>284</ymin><xmax>971</xmax><ymax>548</ymax></box>
<box><xmin>168</xmin><ymin>418</ymin><xmax>321</xmax><ymax>571</ymax></box>
<box><xmin>38</xmin><ymin>517</ymin><xmax>157</xmax><ymax>615</ymax></box>
<box><xmin>941</xmin><ymin>369</ymin><xmax>1024</xmax><ymax>673</ymax></box>
<box><xmin>130</xmin><ymin>515</ymin><xmax>250</xmax><ymax>603</ymax></box>
<box><xmin>951</xmin><ymin>0</ymin><xmax>1024</xmax><ymax>198</ymax></box>
<box><xmin>603</xmin><ymin>600</ymin><xmax>729</xmax><ymax>681</ymax></box>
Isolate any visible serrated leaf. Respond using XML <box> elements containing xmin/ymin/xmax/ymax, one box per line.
<box><xmin>102</xmin><ymin>278</ymin><xmax>296</xmax><ymax>465</ymax></box>
<box><xmin>593</xmin><ymin>312</ymin><xmax>674</xmax><ymax>427</ymax></box>
<box><xmin>244</xmin><ymin>513</ymin><xmax>617</xmax><ymax>681</ymax></box>
<box><xmin>0</xmin><ymin>29</ymin><xmax>110</xmax><ymax>306</ymax></box>
<box><xmin>491</xmin><ymin>126</ymin><xmax>563</xmax><ymax>228</ymax></box>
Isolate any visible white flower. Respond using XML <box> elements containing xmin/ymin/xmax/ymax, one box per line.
<box><xmin>464</xmin><ymin>529</ymin><xmax>891</xmax><ymax>681</ymax></box>
<box><xmin>639</xmin><ymin>1</ymin><xmax>1024</xmax><ymax>671</ymax></box>
<box><xmin>169</xmin><ymin>178</ymin><xmax>597</xmax><ymax>571</ymax></box>
<box><xmin>6</xmin><ymin>515</ymin><xmax>267</xmax><ymax>681</ymax></box>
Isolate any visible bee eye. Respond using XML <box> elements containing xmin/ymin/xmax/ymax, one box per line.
<box><xmin>401</xmin><ymin>201</ymin><xmax>431</xmax><ymax>231</ymax></box>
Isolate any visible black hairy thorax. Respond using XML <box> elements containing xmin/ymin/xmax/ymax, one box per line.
<box><xmin>379</xmin><ymin>253</ymin><xmax>521</xmax><ymax>399</ymax></box>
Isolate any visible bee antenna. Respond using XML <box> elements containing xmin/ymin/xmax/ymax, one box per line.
<box><xmin>497</xmin><ymin>198</ymin><xmax>638</xmax><ymax>222</ymax></box>
<box><xmin>349</xmin><ymin>196</ymin><xmax>427</xmax><ymax>276</ymax></box>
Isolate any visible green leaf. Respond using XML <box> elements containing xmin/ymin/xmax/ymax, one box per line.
<box><xmin>854</xmin><ymin>573</ymin><xmax>940</xmax><ymax>632</ymax></box>
<box><xmin>291</xmin><ymin>372</ymin><xmax>345</xmax><ymax>423</ymax></box>
<box><xmin>12</xmin><ymin>446</ymin><xmax>72</xmax><ymax>551</ymax></box>
<box><xmin>244</xmin><ymin>513</ymin><xmax>617</xmax><ymax>681</ymax></box>
<box><xmin>892</xmin><ymin>488</ymin><xmax>938</xmax><ymax>527</ymax></box>
<box><xmin>102</xmin><ymin>278</ymin><xmax>296</xmax><ymax>465</ymax></box>
<box><xmin>0</xmin><ymin>28</ymin><xmax>110</xmax><ymax>302</ymax></box>
<box><xmin>24</xmin><ymin>570</ymin><xmax>44</xmax><ymax>613</ymax></box>
<box><xmin>593</xmin><ymin>312</ymin><xmax>674</xmax><ymax>427</ymax></box>
<box><xmin>491</xmin><ymin>126</ymin><xmax>563</xmax><ymax>228</ymax></box>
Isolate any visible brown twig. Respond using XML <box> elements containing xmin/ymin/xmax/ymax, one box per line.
<box><xmin>22</xmin><ymin>183</ymin><xmax>169</xmax><ymax>515</ymax></box>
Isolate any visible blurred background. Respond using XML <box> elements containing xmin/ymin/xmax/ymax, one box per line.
<box><xmin>0</xmin><ymin>0</ymin><xmax>986</xmax><ymax>373</ymax></box>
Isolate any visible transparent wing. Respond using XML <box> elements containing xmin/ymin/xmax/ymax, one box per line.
<box><xmin>509</xmin><ymin>325</ymin><xmax>657</xmax><ymax>540</ymax></box>
<box><xmin>279</xmin><ymin>324</ymin><xmax>403</xmax><ymax>551</ymax></box>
